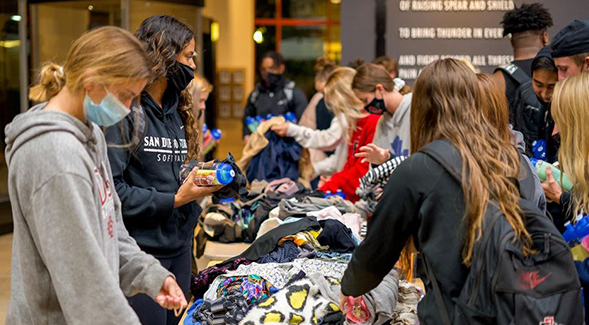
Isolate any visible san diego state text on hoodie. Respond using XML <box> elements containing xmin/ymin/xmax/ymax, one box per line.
<box><xmin>105</xmin><ymin>90</ymin><xmax>202</xmax><ymax>258</ymax></box>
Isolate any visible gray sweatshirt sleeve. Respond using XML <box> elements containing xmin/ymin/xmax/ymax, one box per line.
<box><xmin>28</xmin><ymin>173</ymin><xmax>143</xmax><ymax>324</ymax></box>
<box><xmin>115</xmin><ymin>193</ymin><xmax>172</xmax><ymax>298</ymax></box>
<box><xmin>286</xmin><ymin>114</ymin><xmax>345</xmax><ymax>151</ymax></box>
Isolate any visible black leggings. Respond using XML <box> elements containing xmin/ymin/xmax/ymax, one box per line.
<box><xmin>128</xmin><ymin>248</ymin><xmax>192</xmax><ymax>325</ymax></box>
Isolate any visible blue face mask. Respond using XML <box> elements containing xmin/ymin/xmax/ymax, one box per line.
<box><xmin>83</xmin><ymin>89</ymin><xmax>130</xmax><ymax>127</ymax></box>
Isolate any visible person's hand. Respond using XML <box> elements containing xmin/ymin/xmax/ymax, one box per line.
<box><xmin>542</xmin><ymin>166</ymin><xmax>563</xmax><ymax>204</ymax></box>
<box><xmin>375</xmin><ymin>188</ymin><xmax>384</xmax><ymax>200</ymax></box>
<box><xmin>155</xmin><ymin>276</ymin><xmax>187</xmax><ymax>311</ymax></box>
<box><xmin>339</xmin><ymin>292</ymin><xmax>349</xmax><ymax>313</ymax></box>
<box><xmin>271</xmin><ymin>123</ymin><xmax>290</xmax><ymax>137</ymax></box>
<box><xmin>243</xmin><ymin>135</ymin><xmax>250</xmax><ymax>144</ymax></box>
<box><xmin>318</xmin><ymin>175</ymin><xmax>331</xmax><ymax>188</ymax></box>
<box><xmin>175</xmin><ymin>167</ymin><xmax>223</xmax><ymax>207</ymax></box>
<box><xmin>355</xmin><ymin>144</ymin><xmax>391</xmax><ymax>165</ymax></box>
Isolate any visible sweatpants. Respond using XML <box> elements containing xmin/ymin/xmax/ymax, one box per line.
<box><xmin>128</xmin><ymin>248</ymin><xmax>192</xmax><ymax>325</ymax></box>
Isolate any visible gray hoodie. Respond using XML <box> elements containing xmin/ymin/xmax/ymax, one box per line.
<box><xmin>4</xmin><ymin>104</ymin><xmax>171</xmax><ymax>325</ymax></box>
<box><xmin>512</xmin><ymin>127</ymin><xmax>547</xmax><ymax>213</ymax></box>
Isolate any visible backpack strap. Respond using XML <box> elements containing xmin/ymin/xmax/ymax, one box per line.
<box><xmin>422</xmin><ymin>253</ymin><xmax>452</xmax><ymax>325</ymax></box>
<box><xmin>495</xmin><ymin>64</ymin><xmax>530</xmax><ymax>86</ymax></box>
<box><xmin>420</xmin><ymin>139</ymin><xmax>464</xmax><ymax>183</ymax></box>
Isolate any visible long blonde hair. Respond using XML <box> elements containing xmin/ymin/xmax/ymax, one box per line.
<box><xmin>552</xmin><ymin>72</ymin><xmax>589</xmax><ymax>219</ymax></box>
<box><xmin>411</xmin><ymin>59</ymin><xmax>531</xmax><ymax>266</ymax></box>
<box><xmin>29</xmin><ymin>26</ymin><xmax>150</xmax><ymax>102</ymax></box>
<box><xmin>323</xmin><ymin>67</ymin><xmax>366</xmax><ymax>143</ymax></box>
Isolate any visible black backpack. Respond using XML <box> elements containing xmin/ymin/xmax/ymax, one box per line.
<box><xmin>420</xmin><ymin>139</ymin><xmax>583</xmax><ymax>325</ymax></box>
<box><xmin>497</xmin><ymin>64</ymin><xmax>546</xmax><ymax>156</ymax></box>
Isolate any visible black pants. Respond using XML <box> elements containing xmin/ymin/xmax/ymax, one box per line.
<box><xmin>128</xmin><ymin>248</ymin><xmax>192</xmax><ymax>325</ymax></box>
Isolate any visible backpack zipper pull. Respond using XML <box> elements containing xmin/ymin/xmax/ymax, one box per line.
<box><xmin>544</xmin><ymin>233</ymin><xmax>551</xmax><ymax>255</ymax></box>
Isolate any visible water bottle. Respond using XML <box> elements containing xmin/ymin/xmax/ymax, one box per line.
<box><xmin>324</xmin><ymin>190</ymin><xmax>333</xmax><ymax>198</ymax></box>
<box><xmin>179</xmin><ymin>160</ymin><xmax>219</xmax><ymax>183</ymax></box>
<box><xmin>266</xmin><ymin>114</ymin><xmax>275</xmax><ymax>121</ymax></box>
<box><xmin>219</xmin><ymin>197</ymin><xmax>235</xmax><ymax>206</ymax></box>
<box><xmin>563</xmin><ymin>215</ymin><xmax>589</xmax><ymax>261</ymax></box>
<box><xmin>532</xmin><ymin>139</ymin><xmax>547</xmax><ymax>160</ymax></box>
<box><xmin>284</xmin><ymin>112</ymin><xmax>297</xmax><ymax>124</ymax></box>
<box><xmin>255</xmin><ymin>116</ymin><xmax>265</xmax><ymax>125</ymax></box>
<box><xmin>202</xmin><ymin>129</ymin><xmax>222</xmax><ymax>155</ymax></box>
<box><xmin>193</xmin><ymin>163</ymin><xmax>235</xmax><ymax>186</ymax></box>
<box><xmin>246</xmin><ymin>116</ymin><xmax>259</xmax><ymax>133</ymax></box>
<box><xmin>335</xmin><ymin>189</ymin><xmax>347</xmax><ymax>200</ymax></box>
<box><xmin>530</xmin><ymin>158</ymin><xmax>573</xmax><ymax>191</ymax></box>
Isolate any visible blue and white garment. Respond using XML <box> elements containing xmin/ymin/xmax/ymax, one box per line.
<box><xmin>357</xmin><ymin>156</ymin><xmax>408</xmax><ymax>198</ymax></box>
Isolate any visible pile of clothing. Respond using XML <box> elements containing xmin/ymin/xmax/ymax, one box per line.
<box><xmin>199</xmin><ymin>178</ymin><xmax>361</xmax><ymax>244</ymax></box>
<box><xmin>187</xmin><ymin>214</ymin><xmax>422</xmax><ymax>325</ymax></box>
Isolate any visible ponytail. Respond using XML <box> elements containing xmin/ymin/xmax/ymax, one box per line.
<box><xmin>29</xmin><ymin>63</ymin><xmax>65</xmax><ymax>102</ymax></box>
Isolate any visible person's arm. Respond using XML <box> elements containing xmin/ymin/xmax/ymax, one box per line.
<box><xmin>291</xmin><ymin>88</ymin><xmax>309</xmax><ymax>120</ymax></box>
<box><xmin>28</xmin><ymin>173</ymin><xmax>147</xmax><ymax>324</ymax></box>
<box><xmin>340</xmin><ymin>155</ymin><xmax>428</xmax><ymax>297</ymax></box>
<box><xmin>243</xmin><ymin>92</ymin><xmax>257</xmax><ymax>138</ymax></box>
<box><xmin>286</xmin><ymin>117</ymin><xmax>343</xmax><ymax>151</ymax></box>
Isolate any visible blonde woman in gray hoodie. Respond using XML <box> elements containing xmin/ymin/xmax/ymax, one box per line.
<box><xmin>4</xmin><ymin>27</ymin><xmax>189</xmax><ymax>324</ymax></box>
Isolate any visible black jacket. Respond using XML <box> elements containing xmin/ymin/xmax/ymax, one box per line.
<box><xmin>242</xmin><ymin>77</ymin><xmax>307</xmax><ymax>137</ymax></box>
<box><xmin>105</xmin><ymin>90</ymin><xmax>202</xmax><ymax>258</ymax></box>
<box><xmin>341</xmin><ymin>151</ymin><xmax>470</xmax><ymax>324</ymax></box>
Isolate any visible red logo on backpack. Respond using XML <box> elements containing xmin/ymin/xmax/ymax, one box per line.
<box><xmin>519</xmin><ymin>270</ymin><xmax>552</xmax><ymax>290</ymax></box>
<box><xmin>539</xmin><ymin>316</ymin><xmax>561</xmax><ymax>325</ymax></box>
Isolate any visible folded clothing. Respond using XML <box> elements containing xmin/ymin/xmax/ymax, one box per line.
<box><xmin>218</xmin><ymin>217</ymin><xmax>321</xmax><ymax>267</ymax></box>
<box><xmin>307</xmin><ymin>206</ymin><xmax>362</xmax><ymax>237</ymax></box>
<box><xmin>317</xmin><ymin>219</ymin><xmax>357</xmax><ymax>253</ymax></box>
<box><xmin>279</xmin><ymin>196</ymin><xmax>356</xmax><ymax>220</ymax></box>
<box><xmin>258</xmin><ymin>241</ymin><xmax>300</xmax><ymax>264</ymax></box>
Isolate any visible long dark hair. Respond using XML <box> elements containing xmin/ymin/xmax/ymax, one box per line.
<box><xmin>411</xmin><ymin>59</ymin><xmax>531</xmax><ymax>266</ymax></box>
<box><xmin>135</xmin><ymin>15</ymin><xmax>200</xmax><ymax>161</ymax></box>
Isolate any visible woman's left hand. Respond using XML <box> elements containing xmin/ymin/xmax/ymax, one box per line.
<box><xmin>339</xmin><ymin>292</ymin><xmax>349</xmax><ymax>313</ymax></box>
<box><xmin>271</xmin><ymin>123</ymin><xmax>290</xmax><ymax>137</ymax></box>
<box><xmin>542</xmin><ymin>166</ymin><xmax>563</xmax><ymax>204</ymax></box>
<box><xmin>155</xmin><ymin>276</ymin><xmax>188</xmax><ymax>311</ymax></box>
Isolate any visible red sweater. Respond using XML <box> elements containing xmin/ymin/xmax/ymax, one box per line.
<box><xmin>319</xmin><ymin>114</ymin><xmax>380</xmax><ymax>202</ymax></box>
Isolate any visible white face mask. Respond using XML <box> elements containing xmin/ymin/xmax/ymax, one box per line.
<box><xmin>83</xmin><ymin>88</ymin><xmax>130</xmax><ymax>126</ymax></box>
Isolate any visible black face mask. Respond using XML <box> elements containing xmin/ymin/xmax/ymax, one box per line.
<box><xmin>266</xmin><ymin>72</ymin><xmax>282</xmax><ymax>88</ymax></box>
<box><xmin>167</xmin><ymin>62</ymin><xmax>194</xmax><ymax>93</ymax></box>
<box><xmin>364</xmin><ymin>93</ymin><xmax>387</xmax><ymax>115</ymax></box>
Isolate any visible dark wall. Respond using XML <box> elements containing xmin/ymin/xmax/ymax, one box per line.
<box><xmin>341</xmin><ymin>0</ymin><xmax>376</xmax><ymax>66</ymax></box>
<box><xmin>342</xmin><ymin>0</ymin><xmax>589</xmax><ymax>84</ymax></box>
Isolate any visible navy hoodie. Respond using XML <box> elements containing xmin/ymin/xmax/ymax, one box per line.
<box><xmin>105</xmin><ymin>88</ymin><xmax>201</xmax><ymax>258</ymax></box>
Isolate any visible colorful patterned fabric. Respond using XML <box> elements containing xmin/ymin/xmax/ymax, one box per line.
<box><xmin>216</xmin><ymin>274</ymin><xmax>278</xmax><ymax>305</ymax></box>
